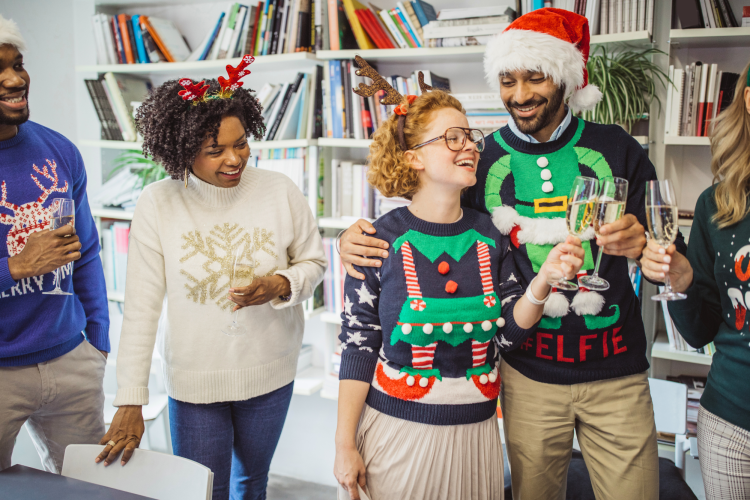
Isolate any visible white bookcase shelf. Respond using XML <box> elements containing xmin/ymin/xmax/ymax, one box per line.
<box><xmin>91</xmin><ymin>207</ymin><xmax>135</xmax><ymax>220</ymax></box>
<box><xmin>651</xmin><ymin>334</ymin><xmax>713</xmax><ymax>366</ymax></box>
<box><xmin>664</xmin><ymin>136</ymin><xmax>711</xmax><ymax>146</ymax></box>
<box><xmin>317</xmin><ymin>138</ymin><xmax>373</xmax><ymax>148</ymax></box>
<box><xmin>669</xmin><ymin>27</ymin><xmax>750</xmax><ymax>48</ymax></box>
<box><xmin>76</xmin><ymin>52</ymin><xmax>319</xmax><ymax>74</ymax></box>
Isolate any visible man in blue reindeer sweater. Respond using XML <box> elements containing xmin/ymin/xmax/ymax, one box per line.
<box><xmin>0</xmin><ymin>16</ymin><xmax>109</xmax><ymax>474</ymax></box>
<box><xmin>339</xmin><ymin>8</ymin><xmax>687</xmax><ymax>500</ymax></box>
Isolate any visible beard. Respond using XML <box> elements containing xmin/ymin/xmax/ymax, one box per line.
<box><xmin>507</xmin><ymin>85</ymin><xmax>565</xmax><ymax>136</ymax></box>
<box><xmin>0</xmin><ymin>94</ymin><xmax>30</xmax><ymax>127</ymax></box>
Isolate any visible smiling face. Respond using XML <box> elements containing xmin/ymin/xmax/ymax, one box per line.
<box><xmin>408</xmin><ymin>107</ymin><xmax>480</xmax><ymax>193</ymax></box>
<box><xmin>499</xmin><ymin>69</ymin><xmax>565</xmax><ymax>136</ymax></box>
<box><xmin>0</xmin><ymin>44</ymin><xmax>29</xmax><ymax>130</ymax></box>
<box><xmin>191</xmin><ymin>115</ymin><xmax>251</xmax><ymax>188</ymax></box>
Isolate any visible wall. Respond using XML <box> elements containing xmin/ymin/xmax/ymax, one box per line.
<box><xmin>0</xmin><ymin>0</ymin><xmax>78</xmax><ymax>140</ymax></box>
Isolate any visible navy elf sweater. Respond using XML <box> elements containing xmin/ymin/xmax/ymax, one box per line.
<box><xmin>339</xmin><ymin>207</ymin><xmax>536</xmax><ymax>426</ymax></box>
<box><xmin>463</xmin><ymin>116</ymin><xmax>687</xmax><ymax>385</ymax></box>
<box><xmin>0</xmin><ymin>121</ymin><xmax>109</xmax><ymax>366</ymax></box>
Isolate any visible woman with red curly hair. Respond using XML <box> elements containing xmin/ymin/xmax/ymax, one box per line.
<box><xmin>333</xmin><ymin>65</ymin><xmax>584</xmax><ymax>500</ymax></box>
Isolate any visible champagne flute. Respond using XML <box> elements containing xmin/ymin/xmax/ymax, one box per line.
<box><xmin>547</xmin><ymin>176</ymin><xmax>598</xmax><ymax>291</ymax></box>
<box><xmin>646</xmin><ymin>180</ymin><xmax>686</xmax><ymax>301</ymax></box>
<box><xmin>43</xmin><ymin>198</ymin><xmax>75</xmax><ymax>296</ymax></box>
<box><xmin>580</xmin><ymin>177</ymin><xmax>629</xmax><ymax>291</ymax></box>
<box><xmin>223</xmin><ymin>240</ymin><xmax>253</xmax><ymax>336</ymax></box>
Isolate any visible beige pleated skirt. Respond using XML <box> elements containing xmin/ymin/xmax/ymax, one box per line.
<box><xmin>337</xmin><ymin>404</ymin><xmax>504</xmax><ymax>500</ymax></box>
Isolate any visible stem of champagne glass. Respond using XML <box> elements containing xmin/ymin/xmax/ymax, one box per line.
<box><xmin>232</xmin><ymin>309</ymin><xmax>239</xmax><ymax>326</ymax></box>
<box><xmin>591</xmin><ymin>246</ymin><xmax>604</xmax><ymax>278</ymax></box>
<box><xmin>663</xmin><ymin>266</ymin><xmax>674</xmax><ymax>294</ymax></box>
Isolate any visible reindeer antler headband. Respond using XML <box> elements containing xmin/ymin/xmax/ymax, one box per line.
<box><xmin>178</xmin><ymin>54</ymin><xmax>255</xmax><ymax>104</ymax></box>
<box><xmin>352</xmin><ymin>55</ymin><xmax>433</xmax><ymax>151</ymax></box>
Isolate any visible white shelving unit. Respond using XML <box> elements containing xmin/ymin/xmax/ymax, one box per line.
<box><xmin>669</xmin><ymin>27</ymin><xmax>750</xmax><ymax>48</ymax></box>
<box><xmin>664</xmin><ymin>136</ymin><xmax>711</xmax><ymax>146</ymax></box>
<box><xmin>81</xmin><ymin>138</ymin><xmax>319</xmax><ymax>150</ymax></box>
<box><xmin>651</xmin><ymin>334</ymin><xmax>713</xmax><ymax>366</ymax></box>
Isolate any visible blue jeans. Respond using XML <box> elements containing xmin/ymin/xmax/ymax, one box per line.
<box><xmin>168</xmin><ymin>382</ymin><xmax>294</xmax><ymax>500</ymax></box>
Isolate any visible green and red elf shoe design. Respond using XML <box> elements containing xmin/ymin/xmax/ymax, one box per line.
<box><xmin>485</xmin><ymin>119</ymin><xmax>620</xmax><ymax>330</ymax></box>
<box><xmin>375</xmin><ymin>229</ymin><xmax>503</xmax><ymax>401</ymax></box>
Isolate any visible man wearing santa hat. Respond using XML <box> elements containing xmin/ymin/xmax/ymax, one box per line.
<box><xmin>338</xmin><ymin>7</ymin><xmax>687</xmax><ymax>499</ymax></box>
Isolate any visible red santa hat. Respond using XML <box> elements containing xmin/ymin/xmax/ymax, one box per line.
<box><xmin>484</xmin><ymin>8</ymin><xmax>602</xmax><ymax>112</ymax></box>
<box><xmin>0</xmin><ymin>15</ymin><xmax>26</xmax><ymax>52</ymax></box>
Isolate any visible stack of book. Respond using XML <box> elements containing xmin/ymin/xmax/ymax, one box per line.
<box><xmin>101</xmin><ymin>222</ymin><xmax>131</xmax><ymax>295</ymax></box>
<box><xmin>187</xmin><ymin>3</ymin><xmax>261</xmax><ymax>61</ymax></box>
<box><xmin>84</xmin><ymin>73</ymin><xmax>152</xmax><ymax>142</ymax></box>
<box><xmin>665</xmin><ymin>63</ymin><xmax>740</xmax><ymax>138</ymax></box>
<box><xmin>424</xmin><ymin>6</ymin><xmax>515</xmax><ymax>47</ymax></box>
<box><xmin>254</xmin><ymin>147</ymin><xmax>309</xmax><ymax>195</ymax></box>
<box><xmin>322</xmin><ymin>60</ymin><xmax>450</xmax><ymax>139</ymax></box>
<box><xmin>330</xmin><ymin>161</ymin><xmax>375</xmax><ymax>219</ymax></box>
<box><xmin>674</xmin><ymin>0</ymin><xmax>741</xmax><ymax>29</ymax></box>
<box><xmin>667</xmin><ymin>375</ymin><xmax>707</xmax><ymax>435</ymax></box>
<box><xmin>660</xmin><ymin>290</ymin><xmax>716</xmax><ymax>355</ymax></box>
<box><xmin>322</xmin><ymin>236</ymin><xmax>346</xmax><ymax>314</ymax></box>
<box><xmin>241</xmin><ymin>0</ymin><xmax>316</xmax><ymax>57</ymax></box>
<box><xmin>542</xmin><ymin>0</ymin><xmax>654</xmax><ymax>35</ymax></box>
<box><xmin>92</xmin><ymin>14</ymin><xmax>192</xmax><ymax>65</ymax></box>
<box><xmin>258</xmin><ymin>68</ymin><xmax>325</xmax><ymax>141</ymax></box>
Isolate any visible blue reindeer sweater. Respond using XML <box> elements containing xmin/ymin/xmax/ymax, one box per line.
<box><xmin>0</xmin><ymin>121</ymin><xmax>109</xmax><ymax>366</ymax></box>
<box><xmin>339</xmin><ymin>207</ymin><xmax>536</xmax><ymax>426</ymax></box>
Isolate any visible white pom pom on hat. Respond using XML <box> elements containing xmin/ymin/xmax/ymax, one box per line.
<box><xmin>483</xmin><ymin>7</ymin><xmax>602</xmax><ymax>112</ymax></box>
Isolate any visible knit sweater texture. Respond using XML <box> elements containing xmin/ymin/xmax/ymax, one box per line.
<box><xmin>463</xmin><ymin>117</ymin><xmax>687</xmax><ymax>385</ymax></box>
<box><xmin>0</xmin><ymin>121</ymin><xmax>109</xmax><ymax>366</ymax></box>
<box><xmin>114</xmin><ymin>168</ymin><xmax>326</xmax><ymax>406</ymax></box>
<box><xmin>668</xmin><ymin>186</ymin><xmax>750</xmax><ymax>432</ymax></box>
<box><xmin>338</xmin><ymin>207</ymin><xmax>536</xmax><ymax>426</ymax></box>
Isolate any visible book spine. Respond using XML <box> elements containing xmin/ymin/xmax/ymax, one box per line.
<box><xmin>249</xmin><ymin>4</ymin><xmax>262</xmax><ymax>55</ymax></box>
<box><xmin>125</xmin><ymin>16</ymin><xmax>140</xmax><ymax>63</ymax></box>
<box><xmin>401</xmin><ymin>2</ymin><xmax>424</xmax><ymax>44</ymax></box>
<box><xmin>84</xmin><ymin>80</ymin><xmax>112</xmax><ymax>140</ymax></box>
<box><xmin>118</xmin><ymin>15</ymin><xmax>136</xmax><ymax>64</ymax></box>
<box><xmin>101</xmin><ymin>15</ymin><xmax>118</xmax><ymax>65</ymax></box>
<box><xmin>331</xmin><ymin>61</ymin><xmax>343</xmax><ymax>138</ymax></box>
<box><xmin>112</xmin><ymin>16</ymin><xmax>125</xmax><ymax>64</ymax></box>
<box><xmin>342</xmin><ymin>60</ymin><xmax>352</xmax><ymax>138</ymax></box>
<box><xmin>379</xmin><ymin>9</ymin><xmax>407</xmax><ymax>48</ymax></box>
<box><xmin>131</xmin><ymin>15</ymin><xmax>150</xmax><ymax>63</ymax></box>
<box><xmin>142</xmin><ymin>16</ymin><xmax>175</xmax><ymax>62</ymax></box>
<box><xmin>393</xmin><ymin>7</ymin><xmax>420</xmax><ymax>46</ymax></box>
<box><xmin>411</xmin><ymin>0</ymin><xmax>428</xmax><ymax>26</ymax></box>
<box><xmin>263</xmin><ymin>0</ymin><xmax>276</xmax><ymax>55</ymax></box>
<box><xmin>390</xmin><ymin>9</ymin><xmax>415</xmax><ymax>47</ymax></box>
<box><xmin>328</xmin><ymin>0</ymin><xmax>340</xmax><ymax>50</ymax></box>
<box><xmin>696</xmin><ymin>64</ymin><xmax>709</xmax><ymax>136</ymax></box>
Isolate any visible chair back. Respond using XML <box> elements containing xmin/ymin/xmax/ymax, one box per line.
<box><xmin>62</xmin><ymin>444</ymin><xmax>213</xmax><ymax>500</ymax></box>
<box><xmin>648</xmin><ymin>377</ymin><xmax>687</xmax><ymax>435</ymax></box>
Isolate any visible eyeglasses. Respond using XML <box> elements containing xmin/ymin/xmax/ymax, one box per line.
<box><xmin>412</xmin><ymin>127</ymin><xmax>485</xmax><ymax>153</ymax></box>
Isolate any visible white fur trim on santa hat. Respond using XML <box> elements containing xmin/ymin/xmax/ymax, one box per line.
<box><xmin>543</xmin><ymin>292</ymin><xmax>570</xmax><ymax>318</ymax></box>
<box><xmin>0</xmin><ymin>16</ymin><xmax>26</xmax><ymax>52</ymax></box>
<box><xmin>484</xmin><ymin>29</ymin><xmax>584</xmax><ymax>99</ymax></box>
<box><xmin>570</xmin><ymin>290</ymin><xmax>605</xmax><ymax>316</ymax></box>
<box><xmin>492</xmin><ymin>205</ymin><xmax>595</xmax><ymax>245</ymax></box>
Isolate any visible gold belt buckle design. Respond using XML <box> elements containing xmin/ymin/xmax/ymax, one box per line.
<box><xmin>534</xmin><ymin>196</ymin><xmax>568</xmax><ymax>213</ymax></box>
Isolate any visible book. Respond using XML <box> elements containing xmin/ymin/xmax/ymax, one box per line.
<box><xmin>389</xmin><ymin>8</ymin><xmax>417</xmax><ymax>47</ymax></box>
<box><xmin>676</xmin><ymin>0</ymin><xmax>706</xmax><ymax>29</ymax></box>
<box><xmin>342</xmin><ymin>0</ymin><xmax>376</xmax><ymax>49</ymax></box>
<box><xmin>328</xmin><ymin>0</ymin><xmax>340</xmax><ymax>49</ymax></box>
<box><xmin>249</xmin><ymin>4</ymin><xmax>263</xmax><ymax>54</ymax></box>
<box><xmin>125</xmin><ymin>15</ymin><xmax>140</xmax><ymax>63</ymax></box>
<box><xmin>277</xmin><ymin>75</ymin><xmax>306</xmax><ymax>140</ymax></box>
<box><xmin>378</xmin><ymin>6</ymin><xmax>409</xmax><ymax>48</ymax></box>
<box><xmin>111</xmin><ymin>15</ymin><xmax>125</xmax><ymax>64</ymax></box>
<box><xmin>411</xmin><ymin>0</ymin><xmax>437</xmax><ymax>26</ymax></box>
<box><xmin>401</xmin><ymin>2</ymin><xmax>425</xmax><ymax>44</ymax></box>
<box><xmin>84</xmin><ymin>79</ymin><xmax>124</xmax><ymax>141</ymax></box>
<box><xmin>91</xmin><ymin>15</ymin><xmax>110</xmax><ymax>65</ymax></box>
<box><xmin>102</xmin><ymin>73</ymin><xmax>153</xmax><ymax>142</ymax></box>
<box><xmin>118</xmin><ymin>14</ymin><xmax>136</xmax><ymax>64</ymax></box>
<box><xmin>145</xmin><ymin>16</ymin><xmax>191</xmax><ymax>62</ymax></box>
<box><xmin>423</xmin><ymin>21</ymin><xmax>510</xmax><ymax>39</ymax></box>
<box><xmin>131</xmin><ymin>15</ymin><xmax>150</xmax><ymax>64</ymax></box>
<box><xmin>392</xmin><ymin>7</ymin><xmax>420</xmax><ymax>46</ymax></box>
<box><xmin>227</xmin><ymin>5</ymin><xmax>248</xmax><ymax>58</ymax></box>
<box><xmin>437</xmin><ymin>6</ymin><xmax>515</xmax><ymax>20</ymax></box>
<box><xmin>140</xmin><ymin>23</ymin><xmax>163</xmax><ymax>62</ymax></box>
<box><xmin>696</xmin><ymin>63</ymin><xmax>709</xmax><ymax>136</ymax></box>
<box><xmin>703</xmin><ymin>63</ymin><xmax>718</xmax><ymax>136</ymax></box>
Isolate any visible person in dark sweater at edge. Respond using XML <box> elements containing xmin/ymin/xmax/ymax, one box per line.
<box><xmin>333</xmin><ymin>61</ymin><xmax>584</xmax><ymax>500</ymax></box>
<box><xmin>0</xmin><ymin>16</ymin><xmax>109</xmax><ymax>473</ymax></box>
<box><xmin>338</xmin><ymin>9</ymin><xmax>687</xmax><ymax>500</ymax></box>
<box><xmin>642</xmin><ymin>63</ymin><xmax>750</xmax><ymax>500</ymax></box>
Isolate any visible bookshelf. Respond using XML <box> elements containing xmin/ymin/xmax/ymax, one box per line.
<box><xmin>652</xmin><ymin>333</ymin><xmax>713</xmax><ymax>366</ymax></box>
<box><xmin>669</xmin><ymin>27</ymin><xmax>750</xmax><ymax>48</ymax></box>
<box><xmin>664</xmin><ymin>136</ymin><xmax>712</xmax><ymax>146</ymax></box>
<box><xmin>81</xmin><ymin>139</ymin><xmax>319</xmax><ymax>150</ymax></box>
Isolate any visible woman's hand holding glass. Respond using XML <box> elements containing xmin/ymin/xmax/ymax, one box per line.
<box><xmin>640</xmin><ymin>239</ymin><xmax>693</xmax><ymax>294</ymax></box>
<box><xmin>228</xmin><ymin>275</ymin><xmax>291</xmax><ymax>309</ymax></box>
<box><xmin>538</xmin><ymin>235</ymin><xmax>586</xmax><ymax>286</ymax></box>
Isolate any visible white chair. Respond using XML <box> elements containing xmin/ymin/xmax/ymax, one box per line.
<box><xmin>62</xmin><ymin>444</ymin><xmax>213</xmax><ymax>500</ymax></box>
<box><xmin>648</xmin><ymin>377</ymin><xmax>698</xmax><ymax>473</ymax></box>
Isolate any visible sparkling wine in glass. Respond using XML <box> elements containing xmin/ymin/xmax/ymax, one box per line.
<box><xmin>43</xmin><ymin>198</ymin><xmax>75</xmax><ymax>296</ymax></box>
<box><xmin>223</xmin><ymin>241</ymin><xmax>253</xmax><ymax>336</ymax></box>
<box><xmin>547</xmin><ymin>176</ymin><xmax>598</xmax><ymax>291</ymax></box>
<box><xmin>580</xmin><ymin>177</ymin><xmax>629</xmax><ymax>291</ymax></box>
<box><xmin>646</xmin><ymin>180</ymin><xmax>686</xmax><ymax>301</ymax></box>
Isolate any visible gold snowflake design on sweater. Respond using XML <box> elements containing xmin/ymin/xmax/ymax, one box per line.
<box><xmin>180</xmin><ymin>223</ymin><xmax>278</xmax><ymax>310</ymax></box>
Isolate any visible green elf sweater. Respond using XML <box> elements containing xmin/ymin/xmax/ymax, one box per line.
<box><xmin>464</xmin><ymin>117</ymin><xmax>687</xmax><ymax>385</ymax></box>
<box><xmin>668</xmin><ymin>186</ymin><xmax>750</xmax><ymax>432</ymax></box>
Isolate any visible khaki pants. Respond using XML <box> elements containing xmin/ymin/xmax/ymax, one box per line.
<box><xmin>501</xmin><ymin>362</ymin><xmax>659</xmax><ymax>500</ymax></box>
<box><xmin>0</xmin><ymin>339</ymin><xmax>106</xmax><ymax>473</ymax></box>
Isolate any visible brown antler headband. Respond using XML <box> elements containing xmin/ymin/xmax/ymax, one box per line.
<box><xmin>352</xmin><ymin>55</ymin><xmax>433</xmax><ymax>150</ymax></box>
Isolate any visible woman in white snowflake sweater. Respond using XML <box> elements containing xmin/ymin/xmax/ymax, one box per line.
<box><xmin>96</xmin><ymin>61</ymin><xmax>326</xmax><ymax>500</ymax></box>
<box><xmin>333</xmin><ymin>73</ymin><xmax>584</xmax><ymax>499</ymax></box>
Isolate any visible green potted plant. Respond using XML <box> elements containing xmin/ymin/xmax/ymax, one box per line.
<box><xmin>581</xmin><ymin>46</ymin><xmax>670</xmax><ymax>134</ymax></box>
<box><xmin>108</xmin><ymin>150</ymin><xmax>168</xmax><ymax>189</ymax></box>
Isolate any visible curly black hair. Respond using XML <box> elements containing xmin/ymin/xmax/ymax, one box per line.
<box><xmin>135</xmin><ymin>79</ymin><xmax>265</xmax><ymax>181</ymax></box>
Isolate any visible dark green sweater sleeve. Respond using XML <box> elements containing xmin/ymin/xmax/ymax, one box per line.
<box><xmin>667</xmin><ymin>190</ymin><xmax>722</xmax><ymax>348</ymax></box>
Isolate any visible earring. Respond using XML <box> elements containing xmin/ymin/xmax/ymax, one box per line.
<box><xmin>184</xmin><ymin>167</ymin><xmax>189</xmax><ymax>189</ymax></box>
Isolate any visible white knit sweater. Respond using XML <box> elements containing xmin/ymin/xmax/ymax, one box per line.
<box><xmin>114</xmin><ymin>168</ymin><xmax>326</xmax><ymax>406</ymax></box>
